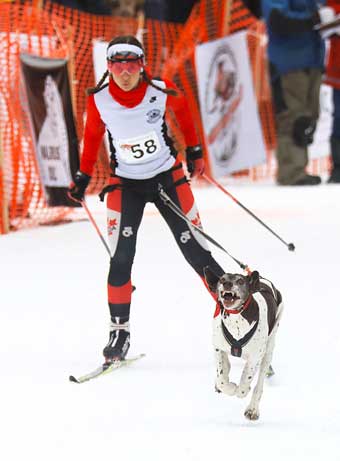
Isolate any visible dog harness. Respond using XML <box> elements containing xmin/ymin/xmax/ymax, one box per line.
<box><xmin>220</xmin><ymin>296</ymin><xmax>259</xmax><ymax>357</ymax></box>
<box><xmin>221</xmin><ymin>316</ymin><xmax>259</xmax><ymax>358</ymax></box>
<box><xmin>219</xmin><ymin>279</ymin><xmax>281</xmax><ymax>357</ymax></box>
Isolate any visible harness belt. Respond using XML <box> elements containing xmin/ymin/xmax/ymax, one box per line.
<box><xmin>99</xmin><ymin>163</ymin><xmax>186</xmax><ymax>202</ymax></box>
<box><xmin>99</xmin><ymin>183</ymin><xmax>121</xmax><ymax>201</ymax></box>
<box><xmin>221</xmin><ymin>318</ymin><xmax>259</xmax><ymax>358</ymax></box>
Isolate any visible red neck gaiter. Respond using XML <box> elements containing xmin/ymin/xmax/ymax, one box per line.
<box><xmin>108</xmin><ymin>77</ymin><xmax>148</xmax><ymax>108</ymax></box>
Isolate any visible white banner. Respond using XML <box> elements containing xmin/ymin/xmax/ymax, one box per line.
<box><xmin>93</xmin><ymin>39</ymin><xmax>108</xmax><ymax>83</ymax></box>
<box><xmin>309</xmin><ymin>83</ymin><xmax>333</xmax><ymax>159</ymax></box>
<box><xmin>195</xmin><ymin>31</ymin><xmax>266</xmax><ymax>178</ymax></box>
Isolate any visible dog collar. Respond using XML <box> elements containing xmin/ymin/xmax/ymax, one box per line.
<box><xmin>219</xmin><ymin>294</ymin><xmax>253</xmax><ymax>315</ymax></box>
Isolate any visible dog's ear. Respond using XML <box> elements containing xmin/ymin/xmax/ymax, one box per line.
<box><xmin>248</xmin><ymin>270</ymin><xmax>260</xmax><ymax>293</ymax></box>
<box><xmin>203</xmin><ymin>266</ymin><xmax>220</xmax><ymax>293</ymax></box>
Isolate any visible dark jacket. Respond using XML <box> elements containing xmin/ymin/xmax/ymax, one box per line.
<box><xmin>261</xmin><ymin>0</ymin><xmax>326</xmax><ymax>75</ymax></box>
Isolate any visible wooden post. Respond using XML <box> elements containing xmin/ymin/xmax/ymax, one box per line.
<box><xmin>248</xmin><ymin>24</ymin><xmax>262</xmax><ymax>101</ymax></box>
<box><xmin>221</xmin><ymin>0</ymin><xmax>233</xmax><ymax>36</ymax></box>
<box><xmin>0</xmin><ymin>129</ymin><xmax>9</xmax><ymax>234</ymax></box>
<box><xmin>66</xmin><ymin>25</ymin><xmax>77</xmax><ymax>122</ymax></box>
<box><xmin>136</xmin><ymin>10</ymin><xmax>145</xmax><ymax>44</ymax></box>
<box><xmin>32</xmin><ymin>0</ymin><xmax>44</xmax><ymax>9</ymax></box>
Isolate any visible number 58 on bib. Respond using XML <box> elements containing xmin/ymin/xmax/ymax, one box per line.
<box><xmin>116</xmin><ymin>131</ymin><xmax>161</xmax><ymax>164</ymax></box>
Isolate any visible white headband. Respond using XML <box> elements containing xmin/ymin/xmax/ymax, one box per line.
<box><xmin>107</xmin><ymin>43</ymin><xmax>144</xmax><ymax>59</ymax></box>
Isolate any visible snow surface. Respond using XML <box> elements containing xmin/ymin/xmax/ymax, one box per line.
<box><xmin>1</xmin><ymin>182</ymin><xmax>339</xmax><ymax>461</ymax></box>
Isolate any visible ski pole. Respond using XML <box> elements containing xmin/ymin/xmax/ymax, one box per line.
<box><xmin>81</xmin><ymin>199</ymin><xmax>112</xmax><ymax>257</ymax></box>
<box><xmin>81</xmin><ymin>200</ymin><xmax>137</xmax><ymax>290</ymax></box>
<box><xmin>202</xmin><ymin>173</ymin><xmax>295</xmax><ymax>252</ymax></box>
<box><xmin>158</xmin><ymin>184</ymin><xmax>251</xmax><ymax>272</ymax></box>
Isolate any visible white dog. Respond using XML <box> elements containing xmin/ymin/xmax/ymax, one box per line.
<box><xmin>204</xmin><ymin>268</ymin><xmax>284</xmax><ymax>420</ymax></box>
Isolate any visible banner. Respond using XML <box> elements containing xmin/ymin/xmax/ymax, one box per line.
<box><xmin>93</xmin><ymin>39</ymin><xmax>108</xmax><ymax>84</ymax></box>
<box><xmin>309</xmin><ymin>83</ymin><xmax>333</xmax><ymax>159</ymax></box>
<box><xmin>195</xmin><ymin>31</ymin><xmax>266</xmax><ymax>178</ymax></box>
<box><xmin>20</xmin><ymin>54</ymin><xmax>80</xmax><ymax>206</ymax></box>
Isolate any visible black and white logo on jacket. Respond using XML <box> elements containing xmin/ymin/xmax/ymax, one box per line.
<box><xmin>146</xmin><ymin>109</ymin><xmax>161</xmax><ymax>123</ymax></box>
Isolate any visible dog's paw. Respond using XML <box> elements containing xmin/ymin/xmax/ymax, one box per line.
<box><xmin>216</xmin><ymin>381</ymin><xmax>237</xmax><ymax>396</ymax></box>
<box><xmin>236</xmin><ymin>385</ymin><xmax>251</xmax><ymax>399</ymax></box>
<box><xmin>224</xmin><ymin>382</ymin><xmax>237</xmax><ymax>396</ymax></box>
<box><xmin>244</xmin><ymin>407</ymin><xmax>259</xmax><ymax>421</ymax></box>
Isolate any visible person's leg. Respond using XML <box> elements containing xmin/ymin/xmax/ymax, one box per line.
<box><xmin>104</xmin><ymin>179</ymin><xmax>146</xmax><ymax>360</ymax></box>
<box><xmin>155</xmin><ymin>167</ymin><xmax>224</xmax><ymax>299</ymax></box>
<box><xmin>307</xmin><ymin>68</ymin><xmax>322</xmax><ymax>123</ymax></box>
<box><xmin>328</xmin><ymin>88</ymin><xmax>340</xmax><ymax>183</ymax></box>
<box><xmin>275</xmin><ymin>70</ymin><xmax>318</xmax><ymax>185</ymax></box>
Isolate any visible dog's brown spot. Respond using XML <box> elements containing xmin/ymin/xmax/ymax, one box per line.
<box><xmin>241</xmin><ymin>297</ymin><xmax>259</xmax><ymax>325</ymax></box>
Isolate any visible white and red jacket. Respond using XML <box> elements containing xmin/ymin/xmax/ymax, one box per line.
<box><xmin>80</xmin><ymin>77</ymin><xmax>199</xmax><ymax>180</ymax></box>
<box><xmin>325</xmin><ymin>0</ymin><xmax>340</xmax><ymax>90</ymax></box>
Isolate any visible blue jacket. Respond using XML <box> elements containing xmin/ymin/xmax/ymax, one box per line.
<box><xmin>261</xmin><ymin>0</ymin><xmax>325</xmax><ymax>75</ymax></box>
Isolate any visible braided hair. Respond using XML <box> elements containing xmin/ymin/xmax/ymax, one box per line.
<box><xmin>86</xmin><ymin>35</ymin><xmax>178</xmax><ymax>97</ymax></box>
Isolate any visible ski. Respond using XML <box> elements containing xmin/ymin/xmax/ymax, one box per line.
<box><xmin>69</xmin><ymin>353</ymin><xmax>146</xmax><ymax>384</ymax></box>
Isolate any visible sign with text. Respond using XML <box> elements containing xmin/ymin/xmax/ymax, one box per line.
<box><xmin>20</xmin><ymin>54</ymin><xmax>80</xmax><ymax>206</ymax></box>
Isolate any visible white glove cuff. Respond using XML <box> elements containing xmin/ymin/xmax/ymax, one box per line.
<box><xmin>318</xmin><ymin>6</ymin><xmax>336</xmax><ymax>24</ymax></box>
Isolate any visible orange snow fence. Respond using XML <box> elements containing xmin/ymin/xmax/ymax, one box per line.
<box><xmin>0</xmin><ymin>0</ymin><xmax>326</xmax><ymax>234</ymax></box>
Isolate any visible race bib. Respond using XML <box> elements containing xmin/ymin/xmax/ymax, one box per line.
<box><xmin>116</xmin><ymin>131</ymin><xmax>161</xmax><ymax>164</ymax></box>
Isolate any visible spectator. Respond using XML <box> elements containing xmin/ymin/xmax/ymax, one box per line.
<box><xmin>324</xmin><ymin>0</ymin><xmax>340</xmax><ymax>183</ymax></box>
<box><xmin>261</xmin><ymin>0</ymin><xmax>327</xmax><ymax>185</ymax></box>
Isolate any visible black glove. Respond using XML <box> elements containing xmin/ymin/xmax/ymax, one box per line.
<box><xmin>292</xmin><ymin>116</ymin><xmax>316</xmax><ymax>147</ymax></box>
<box><xmin>68</xmin><ymin>171</ymin><xmax>91</xmax><ymax>202</ymax></box>
<box><xmin>186</xmin><ymin>145</ymin><xmax>205</xmax><ymax>177</ymax></box>
<box><xmin>311</xmin><ymin>10</ymin><xmax>321</xmax><ymax>27</ymax></box>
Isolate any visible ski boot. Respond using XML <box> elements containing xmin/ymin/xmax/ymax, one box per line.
<box><xmin>103</xmin><ymin>321</ymin><xmax>130</xmax><ymax>363</ymax></box>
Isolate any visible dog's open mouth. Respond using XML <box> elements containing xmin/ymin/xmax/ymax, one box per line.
<box><xmin>221</xmin><ymin>291</ymin><xmax>240</xmax><ymax>307</ymax></box>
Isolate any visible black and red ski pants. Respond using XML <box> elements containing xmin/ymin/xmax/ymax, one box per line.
<box><xmin>105</xmin><ymin>161</ymin><xmax>224</xmax><ymax>323</ymax></box>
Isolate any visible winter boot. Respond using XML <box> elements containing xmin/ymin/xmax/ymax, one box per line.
<box><xmin>328</xmin><ymin>136</ymin><xmax>340</xmax><ymax>183</ymax></box>
<box><xmin>103</xmin><ymin>320</ymin><xmax>130</xmax><ymax>362</ymax></box>
<box><xmin>292</xmin><ymin>174</ymin><xmax>321</xmax><ymax>185</ymax></box>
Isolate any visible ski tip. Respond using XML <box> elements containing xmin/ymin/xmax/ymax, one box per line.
<box><xmin>266</xmin><ymin>365</ymin><xmax>275</xmax><ymax>378</ymax></box>
<box><xmin>69</xmin><ymin>375</ymin><xmax>80</xmax><ymax>383</ymax></box>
